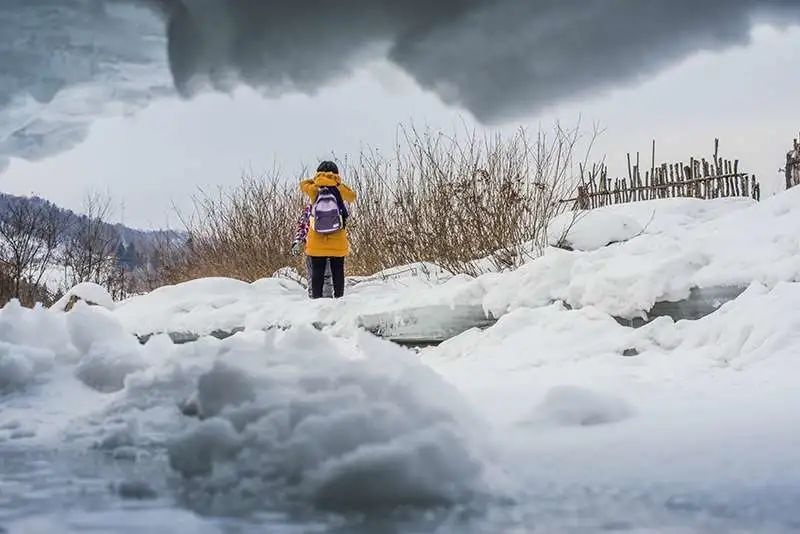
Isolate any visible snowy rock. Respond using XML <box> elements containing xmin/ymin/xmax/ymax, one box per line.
<box><xmin>529</xmin><ymin>386</ymin><xmax>635</xmax><ymax>427</ymax></box>
<box><xmin>547</xmin><ymin>210</ymin><xmax>644</xmax><ymax>251</ymax></box>
<box><xmin>52</xmin><ymin>282</ymin><xmax>115</xmax><ymax>312</ymax></box>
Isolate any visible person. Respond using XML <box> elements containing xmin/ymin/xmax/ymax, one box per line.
<box><xmin>291</xmin><ymin>204</ymin><xmax>333</xmax><ymax>298</ymax></box>
<box><xmin>300</xmin><ymin>161</ymin><xmax>356</xmax><ymax>299</ymax></box>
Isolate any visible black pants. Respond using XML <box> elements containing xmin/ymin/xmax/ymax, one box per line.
<box><xmin>310</xmin><ymin>257</ymin><xmax>345</xmax><ymax>298</ymax></box>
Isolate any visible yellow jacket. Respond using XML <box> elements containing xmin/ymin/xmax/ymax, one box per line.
<box><xmin>300</xmin><ymin>172</ymin><xmax>356</xmax><ymax>257</ymax></box>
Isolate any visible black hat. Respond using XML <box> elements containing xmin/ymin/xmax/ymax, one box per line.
<box><xmin>317</xmin><ymin>161</ymin><xmax>339</xmax><ymax>174</ymax></box>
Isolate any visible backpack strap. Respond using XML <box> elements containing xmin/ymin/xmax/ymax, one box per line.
<box><xmin>328</xmin><ymin>186</ymin><xmax>349</xmax><ymax>222</ymax></box>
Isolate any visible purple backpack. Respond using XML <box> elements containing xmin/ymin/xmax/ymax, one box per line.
<box><xmin>312</xmin><ymin>187</ymin><xmax>344</xmax><ymax>234</ymax></box>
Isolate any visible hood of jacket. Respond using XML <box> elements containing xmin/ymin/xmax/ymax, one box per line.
<box><xmin>313</xmin><ymin>172</ymin><xmax>341</xmax><ymax>187</ymax></box>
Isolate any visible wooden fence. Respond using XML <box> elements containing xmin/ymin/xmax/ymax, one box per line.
<box><xmin>561</xmin><ymin>140</ymin><xmax>760</xmax><ymax>210</ymax></box>
<box><xmin>786</xmin><ymin>133</ymin><xmax>800</xmax><ymax>190</ymax></box>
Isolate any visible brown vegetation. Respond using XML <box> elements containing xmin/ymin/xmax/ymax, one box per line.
<box><xmin>158</xmin><ymin>123</ymin><xmax>586</xmax><ymax>284</ymax></box>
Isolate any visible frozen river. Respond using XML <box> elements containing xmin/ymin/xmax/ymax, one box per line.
<box><xmin>2</xmin><ymin>444</ymin><xmax>799</xmax><ymax>533</ymax></box>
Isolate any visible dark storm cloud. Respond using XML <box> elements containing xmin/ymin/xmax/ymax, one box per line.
<box><xmin>149</xmin><ymin>0</ymin><xmax>800</xmax><ymax>121</ymax></box>
<box><xmin>0</xmin><ymin>1</ymin><xmax>170</xmax><ymax>163</ymax></box>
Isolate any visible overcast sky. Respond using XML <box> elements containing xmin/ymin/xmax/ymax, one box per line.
<box><xmin>1</xmin><ymin>22</ymin><xmax>798</xmax><ymax>229</ymax></box>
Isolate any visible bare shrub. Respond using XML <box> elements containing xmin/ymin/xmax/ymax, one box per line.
<box><xmin>157</xmin><ymin>123</ymin><xmax>591</xmax><ymax>285</ymax></box>
<box><xmin>345</xmin><ymin>123</ymin><xmax>583</xmax><ymax>275</ymax></box>
<box><xmin>162</xmin><ymin>175</ymin><xmax>303</xmax><ymax>283</ymax></box>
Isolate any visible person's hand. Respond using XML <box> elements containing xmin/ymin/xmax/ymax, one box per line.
<box><xmin>291</xmin><ymin>242</ymin><xmax>302</xmax><ymax>256</ymax></box>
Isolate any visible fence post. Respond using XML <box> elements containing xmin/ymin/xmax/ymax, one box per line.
<box><xmin>577</xmin><ymin>186</ymin><xmax>588</xmax><ymax>210</ymax></box>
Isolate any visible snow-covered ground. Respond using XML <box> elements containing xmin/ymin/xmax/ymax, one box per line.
<box><xmin>2</xmin><ymin>189</ymin><xmax>800</xmax><ymax>532</ymax></box>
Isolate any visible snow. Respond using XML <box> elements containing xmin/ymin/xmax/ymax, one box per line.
<box><xmin>485</xmin><ymin>192</ymin><xmax>800</xmax><ymax>319</ymax></box>
<box><xmin>1</xmin><ymin>188</ymin><xmax>800</xmax><ymax>530</ymax></box>
<box><xmin>0</xmin><ymin>300</ymin><xmax>77</xmax><ymax>361</ymax></box>
<box><xmin>0</xmin><ymin>341</ymin><xmax>54</xmax><ymax>393</ymax></box>
<box><xmin>167</xmin><ymin>328</ymin><xmax>494</xmax><ymax>513</ymax></box>
<box><xmin>527</xmin><ymin>385</ymin><xmax>635</xmax><ymax>427</ymax></box>
<box><xmin>74</xmin><ymin>344</ymin><xmax>147</xmax><ymax>393</ymax></box>
<box><xmin>105</xmin><ymin>193</ymin><xmax>793</xmax><ymax>336</ymax></box>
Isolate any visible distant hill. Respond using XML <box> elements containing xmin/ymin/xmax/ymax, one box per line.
<box><xmin>0</xmin><ymin>192</ymin><xmax>183</xmax><ymax>270</ymax></box>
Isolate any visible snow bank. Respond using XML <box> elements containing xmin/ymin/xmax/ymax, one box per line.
<box><xmin>426</xmin><ymin>279</ymin><xmax>800</xmax><ymax>430</ymax></box>
<box><xmin>635</xmin><ymin>281</ymin><xmax>800</xmax><ymax>369</ymax></box>
<box><xmin>168</xmin><ymin>327</ymin><xmax>494</xmax><ymax>513</ymax></box>
<box><xmin>63</xmin><ymin>303</ymin><xmax>147</xmax><ymax>392</ymax></box>
<box><xmin>52</xmin><ymin>282</ymin><xmax>115</xmax><ymax>311</ymax></box>
<box><xmin>0</xmin><ymin>298</ymin><xmax>151</xmax><ymax>395</ymax></box>
<box><xmin>0</xmin><ymin>300</ymin><xmax>77</xmax><ymax>361</ymax></box>
<box><xmin>486</xmin><ymin>191</ymin><xmax>800</xmax><ymax>319</ymax></box>
<box><xmin>113</xmin><ymin>277</ymin><xmax>305</xmax><ymax>336</ymax></box>
<box><xmin>104</xmin><ymin>193</ymin><xmax>783</xmax><ymax>337</ymax></box>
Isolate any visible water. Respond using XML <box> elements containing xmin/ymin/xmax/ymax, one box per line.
<box><xmin>2</xmin><ymin>445</ymin><xmax>799</xmax><ymax>533</ymax></box>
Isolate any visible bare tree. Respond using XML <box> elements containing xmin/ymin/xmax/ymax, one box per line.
<box><xmin>0</xmin><ymin>197</ymin><xmax>65</xmax><ymax>305</ymax></box>
<box><xmin>61</xmin><ymin>193</ymin><xmax>120</xmax><ymax>289</ymax></box>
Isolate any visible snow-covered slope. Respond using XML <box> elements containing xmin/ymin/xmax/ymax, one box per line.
<box><xmin>108</xmin><ymin>190</ymin><xmax>798</xmax><ymax>337</ymax></box>
<box><xmin>1</xmin><ymin>189</ymin><xmax>800</xmax><ymax>531</ymax></box>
